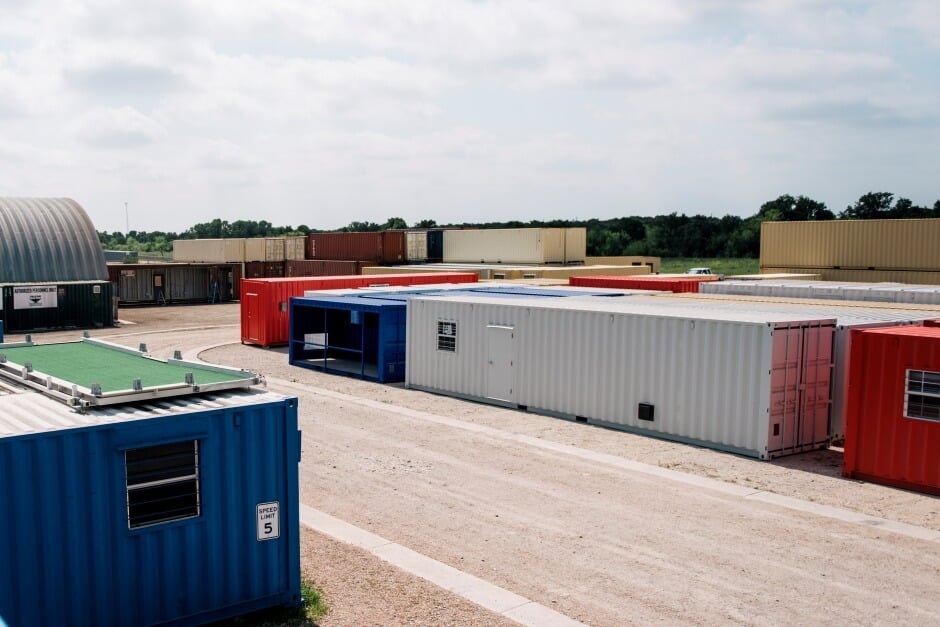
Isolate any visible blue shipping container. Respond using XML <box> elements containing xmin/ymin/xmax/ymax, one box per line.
<box><xmin>0</xmin><ymin>388</ymin><xmax>301</xmax><ymax>627</ymax></box>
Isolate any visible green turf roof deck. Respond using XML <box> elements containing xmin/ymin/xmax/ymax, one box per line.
<box><xmin>0</xmin><ymin>339</ymin><xmax>259</xmax><ymax>407</ymax></box>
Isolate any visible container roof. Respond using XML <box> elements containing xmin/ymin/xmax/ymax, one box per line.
<box><xmin>0</xmin><ymin>197</ymin><xmax>108</xmax><ymax>283</ymax></box>
<box><xmin>0</xmin><ymin>387</ymin><xmax>289</xmax><ymax>439</ymax></box>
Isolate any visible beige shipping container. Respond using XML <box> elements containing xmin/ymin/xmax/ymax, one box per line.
<box><xmin>245</xmin><ymin>237</ymin><xmax>286</xmax><ymax>262</ymax></box>
<box><xmin>564</xmin><ymin>228</ymin><xmax>587</xmax><ymax>263</ymax></box>
<box><xmin>444</xmin><ymin>228</ymin><xmax>582</xmax><ymax>264</ymax></box>
<box><xmin>761</xmin><ymin>266</ymin><xmax>940</xmax><ymax>285</ymax></box>
<box><xmin>362</xmin><ymin>263</ymin><xmax>650</xmax><ymax>280</ymax></box>
<box><xmin>172</xmin><ymin>238</ymin><xmax>245</xmax><ymax>263</ymax></box>
<box><xmin>284</xmin><ymin>236</ymin><xmax>306</xmax><ymax>260</ymax></box>
<box><xmin>760</xmin><ymin>219</ymin><xmax>940</xmax><ymax>270</ymax></box>
<box><xmin>585</xmin><ymin>256</ymin><xmax>662</xmax><ymax>273</ymax></box>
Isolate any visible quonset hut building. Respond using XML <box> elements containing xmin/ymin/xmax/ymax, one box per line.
<box><xmin>0</xmin><ymin>197</ymin><xmax>114</xmax><ymax>333</ymax></box>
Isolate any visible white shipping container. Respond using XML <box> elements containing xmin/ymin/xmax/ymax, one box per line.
<box><xmin>406</xmin><ymin>296</ymin><xmax>835</xmax><ymax>459</ymax></box>
<box><xmin>564</xmin><ymin>228</ymin><xmax>586</xmax><ymax>263</ymax></box>
<box><xmin>245</xmin><ymin>238</ymin><xmax>286</xmax><ymax>262</ymax></box>
<box><xmin>406</xmin><ymin>232</ymin><xmax>428</xmax><ymax>262</ymax></box>
<box><xmin>285</xmin><ymin>236</ymin><xmax>306</xmax><ymax>260</ymax></box>
<box><xmin>444</xmin><ymin>228</ymin><xmax>574</xmax><ymax>264</ymax></box>
<box><xmin>172</xmin><ymin>238</ymin><xmax>245</xmax><ymax>263</ymax></box>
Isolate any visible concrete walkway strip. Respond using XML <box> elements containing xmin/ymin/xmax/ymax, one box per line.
<box><xmin>299</xmin><ymin>504</ymin><xmax>586</xmax><ymax>627</ymax></box>
<box><xmin>271</xmin><ymin>377</ymin><xmax>940</xmax><ymax>544</ymax></box>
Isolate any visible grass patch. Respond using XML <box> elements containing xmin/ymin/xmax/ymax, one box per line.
<box><xmin>208</xmin><ymin>579</ymin><xmax>329</xmax><ymax>627</ymax></box>
<box><xmin>659</xmin><ymin>258</ymin><xmax>760</xmax><ymax>276</ymax></box>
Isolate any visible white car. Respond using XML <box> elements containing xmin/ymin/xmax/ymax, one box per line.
<box><xmin>686</xmin><ymin>267</ymin><xmax>714</xmax><ymax>275</ymax></box>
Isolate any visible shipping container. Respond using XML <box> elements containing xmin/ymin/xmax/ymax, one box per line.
<box><xmin>0</xmin><ymin>281</ymin><xmax>114</xmax><ymax>332</ymax></box>
<box><xmin>242</xmin><ymin>272</ymin><xmax>478</xmax><ymax>347</ymax></box>
<box><xmin>107</xmin><ymin>263</ymin><xmax>241</xmax><ymax>305</ymax></box>
<box><xmin>406</xmin><ymin>296</ymin><xmax>835</xmax><ymax>458</ymax></box>
<box><xmin>631</xmin><ymin>293</ymin><xmax>936</xmax><ymax>440</ymax></box>
<box><xmin>703</xmin><ymin>280</ymin><xmax>940</xmax><ymax>303</ymax></box>
<box><xmin>305</xmin><ymin>231</ymin><xmax>406</xmax><ymax>264</ymax></box>
<box><xmin>564</xmin><ymin>228</ymin><xmax>587</xmax><ymax>263</ymax></box>
<box><xmin>843</xmin><ymin>326</ymin><xmax>940</xmax><ymax>494</ymax></box>
<box><xmin>760</xmin><ymin>219</ymin><xmax>940</xmax><ymax>271</ymax></box>
<box><xmin>759</xmin><ymin>266</ymin><xmax>940</xmax><ymax>285</ymax></box>
<box><xmin>724</xmin><ymin>273</ymin><xmax>823</xmax><ymax>281</ymax></box>
<box><xmin>172</xmin><ymin>238</ymin><xmax>246</xmax><ymax>263</ymax></box>
<box><xmin>285</xmin><ymin>259</ymin><xmax>364</xmax><ymax>277</ymax></box>
<box><xmin>245</xmin><ymin>261</ymin><xmax>286</xmax><ymax>279</ymax></box>
<box><xmin>0</xmin><ymin>343</ymin><xmax>300</xmax><ymax>627</ymax></box>
<box><xmin>570</xmin><ymin>275</ymin><xmax>714</xmax><ymax>293</ymax></box>
<box><xmin>245</xmin><ymin>237</ymin><xmax>286</xmax><ymax>262</ymax></box>
<box><xmin>284</xmin><ymin>236</ymin><xmax>306</xmax><ymax>260</ymax></box>
<box><xmin>584</xmin><ymin>256</ymin><xmax>662</xmax><ymax>273</ymax></box>
<box><xmin>443</xmin><ymin>228</ymin><xmax>585</xmax><ymax>264</ymax></box>
<box><xmin>406</xmin><ymin>231</ymin><xmax>429</xmax><ymax>262</ymax></box>
<box><xmin>362</xmin><ymin>263</ymin><xmax>650</xmax><ymax>280</ymax></box>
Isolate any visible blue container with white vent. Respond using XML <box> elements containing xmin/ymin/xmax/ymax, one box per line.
<box><xmin>0</xmin><ymin>387</ymin><xmax>301</xmax><ymax>627</ymax></box>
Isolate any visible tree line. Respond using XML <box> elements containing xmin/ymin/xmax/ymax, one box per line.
<box><xmin>97</xmin><ymin>192</ymin><xmax>940</xmax><ymax>258</ymax></box>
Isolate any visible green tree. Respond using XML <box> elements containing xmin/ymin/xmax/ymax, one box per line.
<box><xmin>383</xmin><ymin>217</ymin><xmax>408</xmax><ymax>230</ymax></box>
<box><xmin>840</xmin><ymin>192</ymin><xmax>894</xmax><ymax>219</ymax></box>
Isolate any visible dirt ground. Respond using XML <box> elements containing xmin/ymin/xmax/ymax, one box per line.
<box><xmin>15</xmin><ymin>303</ymin><xmax>940</xmax><ymax>625</ymax></box>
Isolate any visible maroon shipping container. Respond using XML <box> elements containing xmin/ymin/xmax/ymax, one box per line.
<box><xmin>843</xmin><ymin>325</ymin><xmax>940</xmax><ymax>495</ymax></box>
<box><xmin>305</xmin><ymin>231</ymin><xmax>406</xmax><ymax>264</ymax></box>
<box><xmin>569</xmin><ymin>275</ymin><xmax>709</xmax><ymax>293</ymax></box>
<box><xmin>241</xmin><ymin>272</ymin><xmax>478</xmax><ymax>347</ymax></box>
<box><xmin>285</xmin><ymin>260</ymin><xmax>377</xmax><ymax>277</ymax></box>
<box><xmin>244</xmin><ymin>261</ymin><xmax>285</xmax><ymax>278</ymax></box>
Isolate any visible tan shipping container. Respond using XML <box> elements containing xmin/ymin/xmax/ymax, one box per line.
<box><xmin>564</xmin><ymin>228</ymin><xmax>586</xmax><ymax>263</ymax></box>
<box><xmin>761</xmin><ymin>219</ymin><xmax>940</xmax><ymax>270</ymax></box>
<box><xmin>285</xmin><ymin>236</ymin><xmax>306</xmax><ymax>260</ymax></box>
<box><xmin>362</xmin><ymin>263</ymin><xmax>650</xmax><ymax>280</ymax></box>
<box><xmin>443</xmin><ymin>228</ymin><xmax>583</xmax><ymax>264</ymax></box>
<box><xmin>245</xmin><ymin>237</ymin><xmax>286</xmax><ymax>262</ymax></box>
<box><xmin>761</xmin><ymin>266</ymin><xmax>940</xmax><ymax>285</ymax></box>
<box><xmin>172</xmin><ymin>238</ymin><xmax>245</xmax><ymax>263</ymax></box>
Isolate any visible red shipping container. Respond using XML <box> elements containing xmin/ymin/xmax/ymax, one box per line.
<box><xmin>305</xmin><ymin>231</ymin><xmax>406</xmax><ymax>264</ymax></box>
<box><xmin>924</xmin><ymin>320</ymin><xmax>940</xmax><ymax>328</ymax></box>
<box><xmin>285</xmin><ymin>259</ymin><xmax>363</xmax><ymax>277</ymax></box>
<box><xmin>569</xmin><ymin>275</ymin><xmax>709</xmax><ymax>293</ymax></box>
<box><xmin>843</xmin><ymin>326</ymin><xmax>940</xmax><ymax>495</ymax></box>
<box><xmin>240</xmin><ymin>272</ymin><xmax>478</xmax><ymax>347</ymax></box>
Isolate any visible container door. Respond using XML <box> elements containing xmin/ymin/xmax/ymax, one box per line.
<box><xmin>768</xmin><ymin>324</ymin><xmax>833</xmax><ymax>455</ymax></box>
<box><xmin>153</xmin><ymin>273</ymin><xmax>166</xmax><ymax>304</ymax></box>
<box><xmin>485</xmin><ymin>325</ymin><xmax>515</xmax><ymax>403</ymax></box>
<box><xmin>246</xmin><ymin>292</ymin><xmax>263</xmax><ymax>342</ymax></box>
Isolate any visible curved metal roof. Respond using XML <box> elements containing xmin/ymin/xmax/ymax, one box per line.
<box><xmin>0</xmin><ymin>197</ymin><xmax>107</xmax><ymax>283</ymax></box>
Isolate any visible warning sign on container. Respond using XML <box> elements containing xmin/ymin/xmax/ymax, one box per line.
<box><xmin>256</xmin><ymin>501</ymin><xmax>280</xmax><ymax>541</ymax></box>
<box><xmin>13</xmin><ymin>286</ymin><xmax>57</xmax><ymax>310</ymax></box>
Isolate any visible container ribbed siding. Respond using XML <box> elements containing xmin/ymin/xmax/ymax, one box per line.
<box><xmin>241</xmin><ymin>272</ymin><xmax>477</xmax><ymax>347</ymax></box>
<box><xmin>304</xmin><ymin>231</ymin><xmax>406</xmax><ymax>264</ymax></box>
<box><xmin>570</xmin><ymin>275</ymin><xmax>715</xmax><ymax>293</ymax></box>
<box><xmin>172</xmin><ymin>238</ymin><xmax>247</xmax><ymax>263</ymax></box>
<box><xmin>362</xmin><ymin>264</ymin><xmax>650</xmax><ymax>280</ymax></box>
<box><xmin>284</xmin><ymin>259</ymin><xmax>376</xmax><ymax>277</ymax></box>
<box><xmin>245</xmin><ymin>261</ymin><xmax>286</xmax><ymax>279</ymax></box>
<box><xmin>0</xmin><ymin>281</ymin><xmax>114</xmax><ymax>332</ymax></box>
<box><xmin>584</xmin><ymin>256</ymin><xmax>662</xmax><ymax>273</ymax></box>
<box><xmin>245</xmin><ymin>238</ymin><xmax>287</xmax><ymax>262</ymax></box>
<box><xmin>284</xmin><ymin>237</ymin><xmax>306</xmax><ymax>260</ymax></box>
<box><xmin>406</xmin><ymin>296</ymin><xmax>835</xmax><ymax>459</ymax></box>
<box><xmin>703</xmin><ymin>280</ymin><xmax>940</xmax><ymax>304</ymax></box>
<box><xmin>760</xmin><ymin>219</ymin><xmax>940</xmax><ymax>271</ymax></box>
<box><xmin>107</xmin><ymin>263</ymin><xmax>241</xmax><ymax>305</ymax></box>
<box><xmin>843</xmin><ymin>326</ymin><xmax>940</xmax><ymax>495</ymax></box>
<box><xmin>629</xmin><ymin>293</ymin><xmax>937</xmax><ymax>440</ymax></box>
<box><xmin>759</xmin><ymin>266</ymin><xmax>940</xmax><ymax>285</ymax></box>
<box><xmin>442</xmin><ymin>228</ymin><xmax>586</xmax><ymax>264</ymax></box>
<box><xmin>406</xmin><ymin>231</ymin><xmax>429</xmax><ymax>262</ymax></box>
<box><xmin>0</xmin><ymin>389</ymin><xmax>301</xmax><ymax>627</ymax></box>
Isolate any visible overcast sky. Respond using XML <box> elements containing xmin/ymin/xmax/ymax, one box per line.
<box><xmin>1</xmin><ymin>1</ymin><xmax>937</xmax><ymax>233</ymax></box>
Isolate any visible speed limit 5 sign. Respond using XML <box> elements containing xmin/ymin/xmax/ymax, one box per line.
<box><xmin>256</xmin><ymin>501</ymin><xmax>280</xmax><ymax>541</ymax></box>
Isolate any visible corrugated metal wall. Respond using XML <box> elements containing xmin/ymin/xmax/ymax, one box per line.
<box><xmin>0</xmin><ymin>197</ymin><xmax>108</xmax><ymax>283</ymax></box>
<box><xmin>443</xmin><ymin>228</ymin><xmax>583</xmax><ymax>264</ymax></box>
<box><xmin>172</xmin><ymin>238</ymin><xmax>247</xmax><ymax>263</ymax></box>
<box><xmin>843</xmin><ymin>326</ymin><xmax>940</xmax><ymax>495</ymax></box>
<box><xmin>760</xmin><ymin>266</ymin><xmax>940</xmax><ymax>284</ymax></box>
<box><xmin>0</xmin><ymin>281</ymin><xmax>114</xmax><ymax>331</ymax></box>
<box><xmin>406</xmin><ymin>296</ymin><xmax>835</xmax><ymax>458</ymax></box>
<box><xmin>0</xmin><ymin>391</ymin><xmax>301</xmax><ymax>626</ymax></box>
<box><xmin>760</xmin><ymin>219</ymin><xmax>940</xmax><ymax>271</ymax></box>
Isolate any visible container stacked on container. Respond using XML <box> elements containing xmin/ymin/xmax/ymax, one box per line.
<box><xmin>570</xmin><ymin>275</ymin><xmax>717</xmax><ymax>293</ymax></box>
<box><xmin>442</xmin><ymin>227</ymin><xmax>586</xmax><ymax>264</ymax></box>
<box><xmin>760</xmin><ymin>219</ymin><xmax>940</xmax><ymax>284</ymax></box>
<box><xmin>305</xmin><ymin>231</ymin><xmax>406</xmax><ymax>264</ymax></box>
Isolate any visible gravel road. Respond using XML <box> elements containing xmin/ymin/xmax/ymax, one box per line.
<box><xmin>16</xmin><ymin>303</ymin><xmax>940</xmax><ymax>625</ymax></box>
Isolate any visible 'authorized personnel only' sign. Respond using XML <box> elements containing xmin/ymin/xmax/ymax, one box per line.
<box><xmin>13</xmin><ymin>285</ymin><xmax>57</xmax><ymax>310</ymax></box>
<box><xmin>256</xmin><ymin>501</ymin><xmax>280</xmax><ymax>541</ymax></box>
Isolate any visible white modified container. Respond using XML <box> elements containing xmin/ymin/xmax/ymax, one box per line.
<box><xmin>406</xmin><ymin>296</ymin><xmax>836</xmax><ymax>459</ymax></box>
<box><xmin>172</xmin><ymin>238</ymin><xmax>245</xmax><ymax>263</ymax></box>
<box><xmin>285</xmin><ymin>236</ymin><xmax>306</xmax><ymax>260</ymax></box>
<box><xmin>406</xmin><ymin>232</ymin><xmax>429</xmax><ymax>262</ymax></box>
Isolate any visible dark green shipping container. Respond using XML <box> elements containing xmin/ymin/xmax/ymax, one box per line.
<box><xmin>0</xmin><ymin>281</ymin><xmax>115</xmax><ymax>333</ymax></box>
